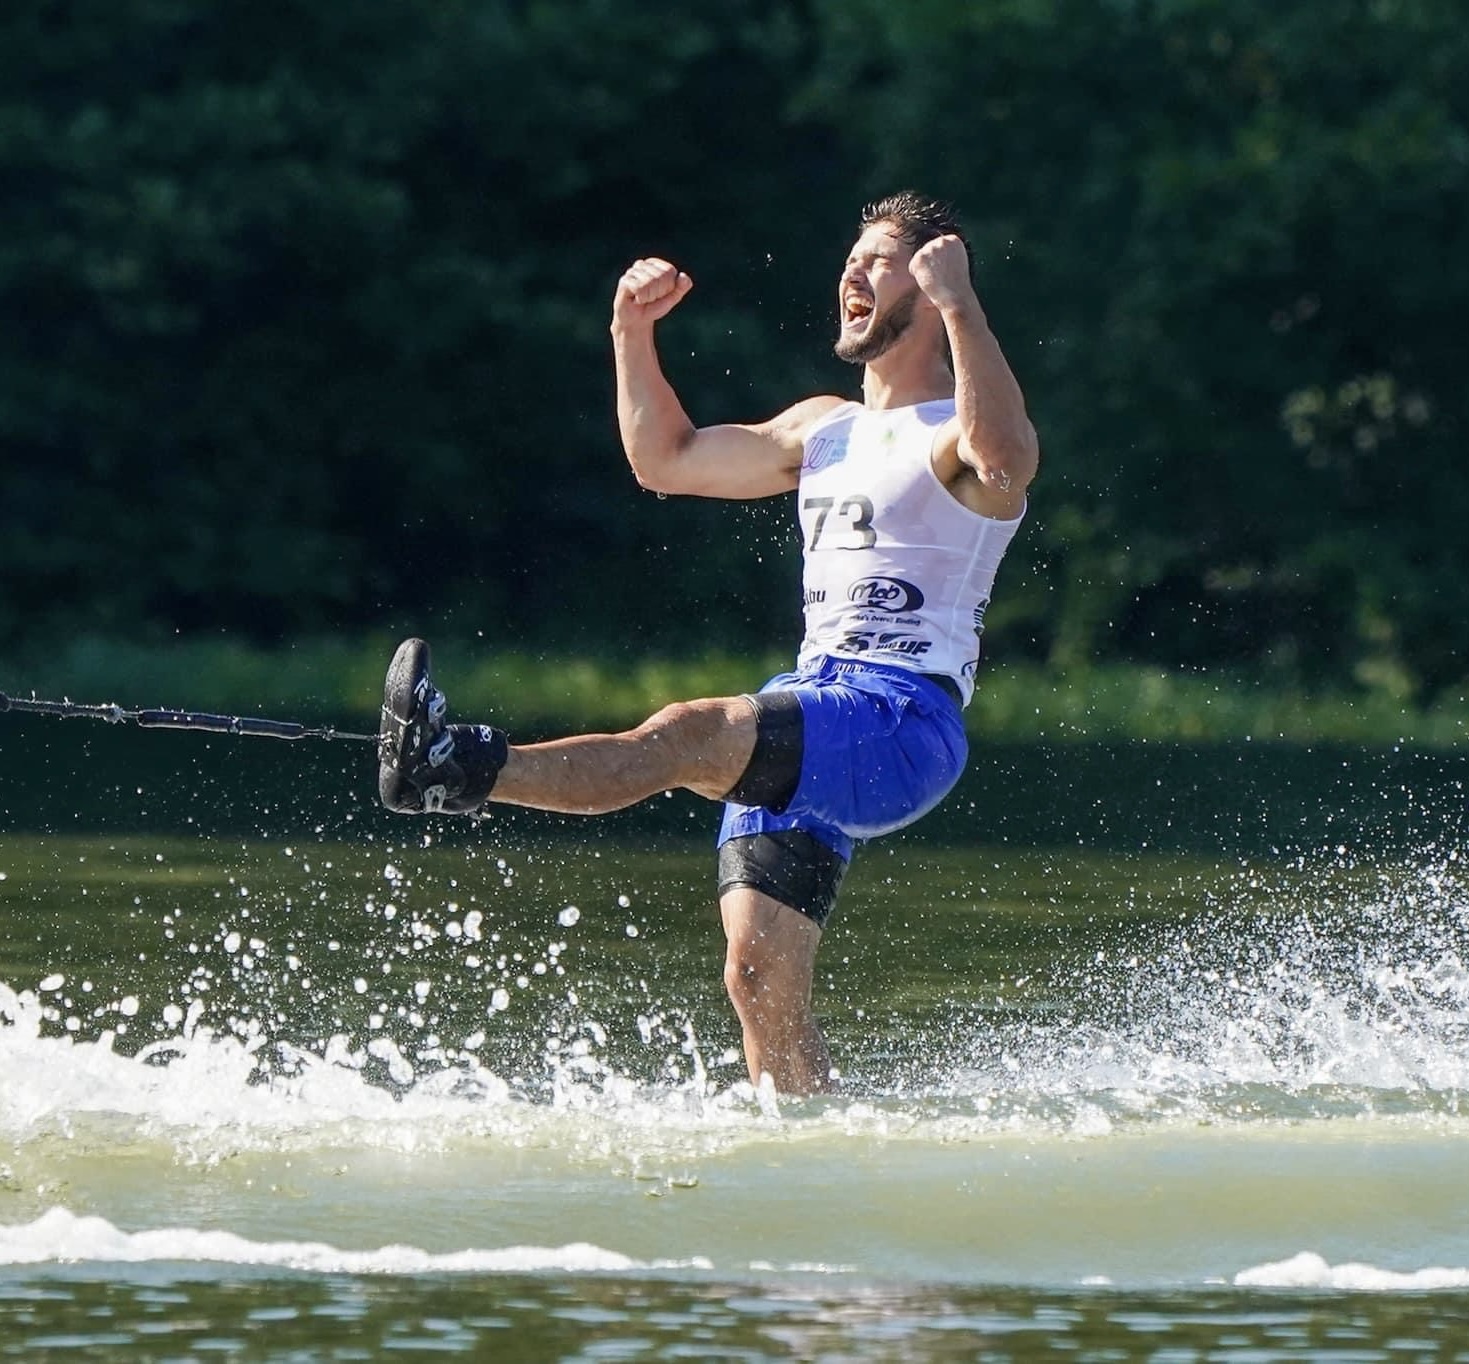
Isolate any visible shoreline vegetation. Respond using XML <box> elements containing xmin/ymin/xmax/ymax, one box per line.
<box><xmin>1</xmin><ymin>636</ymin><xmax>1464</xmax><ymax>751</ymax></box>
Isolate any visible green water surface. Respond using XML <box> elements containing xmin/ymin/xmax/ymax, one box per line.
<box><xmin>1</xmin><ymin>722</ymin><xmax>1467</xmax><ymax>1359</ymax></box>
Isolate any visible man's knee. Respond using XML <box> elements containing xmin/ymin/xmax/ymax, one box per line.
<box><xmin>722</xmin><ymin>947</ymin><xmax>761</xmax><ymax>1015</ymax></box>
<box><xmin>631</xmin><ymin>696</ymin><xmax>757</xmax><ymax>797</ymax></box>
<box><xmin>635</xmin><ymin>698</ymin><xmax>705</xmax><ymax>740</ymax></box>
<box><xmin>722</xmin><ymin>927</ymin><xmax>804</xmax><ymax>1019</ymax></box>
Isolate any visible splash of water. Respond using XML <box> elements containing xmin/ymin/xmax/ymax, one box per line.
<box><xmin>941</xmin><ymin>844</ymin><xmax>1469</xmax><ymax>1126</ymax></box>
<box><xmin>5</xmin><ymin>837</ymin><xmax>1469</xmax><ymax>1159</ymax></box>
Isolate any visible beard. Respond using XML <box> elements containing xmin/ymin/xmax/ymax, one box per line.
<box><xmin>833</xmin><ymin>286</ymin><xmax>920</xmax><ymax>365</ymax></box>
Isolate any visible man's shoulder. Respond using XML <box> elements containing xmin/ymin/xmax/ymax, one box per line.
<box><xmin>758</xmin><ymin>394</ymin><xmax>856</xmax><ymax>450</ymax></box>
<box><xmin>784</xmin><ymin>393</ymin><xmax>856</xmax><ymax>429</ymax></box>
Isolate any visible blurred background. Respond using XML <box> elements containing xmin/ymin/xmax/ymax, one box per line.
<box><xmin>1</xmin><ymin>0</ymin><xmax>1464</xmax><ymax>736</ymax></box>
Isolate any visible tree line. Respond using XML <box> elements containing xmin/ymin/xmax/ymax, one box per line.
<box><xmin>2</xmin><ymin>0</ymin><xmax>1464</xmax><ymax>699</ymax></box>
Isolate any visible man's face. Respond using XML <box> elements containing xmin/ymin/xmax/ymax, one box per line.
<box><xmin>834</xmin><ymin>221</ymin><xmax>922</xmax><ymax>366</ymax></box>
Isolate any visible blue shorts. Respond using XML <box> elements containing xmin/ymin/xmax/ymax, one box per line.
<box><xmin>717</xmin><ymin>656</ymin><xmax>968</xmax><ymax>864</ymax></box>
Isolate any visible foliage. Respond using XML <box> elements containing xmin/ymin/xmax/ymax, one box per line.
<box><xmin>797</xmin><ymin>0</ymin><xmax>1468</xmax><ymax>696</ymax></box>
<box><xmin>1</xmin><ymin>0</ymin><xmax>1465</xmax><ymax>702</ymax></box>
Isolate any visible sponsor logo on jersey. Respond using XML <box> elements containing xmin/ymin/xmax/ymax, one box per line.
<box><xmin>875</xmin><ymin>632</ymin><xmax>933</xmax><ymax>658</ymax></box>
<box><xmin>847</xmin><ymin>576</ymin><xmax>924</xmax><ymax>613</ymax></box>
<box><xmin>801</xmin><ymin>435</ymin><xmax>849</xmax><ymax>472</ymax></box>
<box><xmin>835</xmin><ymin>630</ymin><xmax>933</xmax><ymax>659</ymax></box>
<box><xmin>850</xmin><ymin>613</ymin><xmax>921</xmax><ymax>627</ymax></box>
<box><xmin>803</xmin><ymin>588</ymin><xmax>827</xmax><ymax>607</ymax></box>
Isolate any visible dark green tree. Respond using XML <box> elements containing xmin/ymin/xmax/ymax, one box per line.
<box><xmin>1</xmin><ymin>0</ymin><xmax>1464</xmax><ymax>699</ymax></box>
<box><xmin>0</xmin><ymin>0</ymin><xmax>847</xmax><ymax>652</ymax></box>
<box><xmin>799</xmin><ymin>0</ymin><xmax>1468</xmax><ymax>695</ymax></box>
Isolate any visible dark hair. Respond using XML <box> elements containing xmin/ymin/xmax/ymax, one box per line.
<box><xmin>859</xmin><ymin>191</ymin><xmax>969</xmax><ymax>254</ymax></box>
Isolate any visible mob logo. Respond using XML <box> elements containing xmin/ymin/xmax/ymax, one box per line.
<box><xmin>847</xmin><ymin>577</ymin><xmax>924</xmax><ymax>613</ymax></box>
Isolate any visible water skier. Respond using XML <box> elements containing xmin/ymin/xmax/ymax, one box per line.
<box><xmin>378</xmin><ymin>192</ymin><xmax>1039</xmax><ymax>1096</ymax></box>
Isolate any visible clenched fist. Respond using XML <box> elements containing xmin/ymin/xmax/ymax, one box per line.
<box><xmin>612</xmin><ymin>257</ymin><xmax>694</xmax><ymax>329</ymax></box>
<box><xmin>909</xmin><ymin>235</ymin><xmax>975</xmax><ymax>313</ymax></box>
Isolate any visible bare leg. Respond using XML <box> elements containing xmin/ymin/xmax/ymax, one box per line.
<box><xmin>720</xmin><ymin>886</ymin><xmax>835</xmax><ymax>1096</ymax></box>
<box><xmin>488</xmin><ymin>697</ymin><xmax>757</xmax><ymax>813</ymax></box>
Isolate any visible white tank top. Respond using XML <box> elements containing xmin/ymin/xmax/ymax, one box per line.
<box><xmin>795</xmin><ymin>398</ymin><xmax>1025</xmax><ymax>706</ymax></box>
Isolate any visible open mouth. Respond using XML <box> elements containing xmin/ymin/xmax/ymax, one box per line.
<box><xmin>842</xmin><ymin>293</ymin><xmax>874</xmax><ymax>327</ymax></box>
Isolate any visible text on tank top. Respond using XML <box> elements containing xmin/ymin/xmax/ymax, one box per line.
<box><xmin>796</xmin><ymin>398</ymin><xmax>1025</xmax><ymax>706</ymax></box>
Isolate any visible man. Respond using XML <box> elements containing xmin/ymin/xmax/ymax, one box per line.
<box><xmin>377</xmin><ymin>192</ymin><xmax>1039</xmax><ymax>1096</ymax></box>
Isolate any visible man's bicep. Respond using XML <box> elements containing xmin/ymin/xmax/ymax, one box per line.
<box><xmin>656</xmin><ymin>396</ymin><xmax>843</xmax><ymax>499</ymax></box>
<box><xmin>656</xmin><ymin>424</ymin><xmax>800</xmax><ymax>499</ymax></box>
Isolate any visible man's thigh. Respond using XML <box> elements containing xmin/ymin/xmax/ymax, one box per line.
<box><xmin>719</xmin><ymin>883</ymin><xmax>825</xmax><ymax>983</ymax></box>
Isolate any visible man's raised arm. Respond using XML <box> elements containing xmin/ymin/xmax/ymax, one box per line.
<box><xmin>911</xmin><ymin>237</ymin><xmax>1039</xmax><ymax>520</ymax></box>
<box><xmin>611</xmin><ymin>257</ymin><xmax>835</xmax><ymax>500</ymax></box>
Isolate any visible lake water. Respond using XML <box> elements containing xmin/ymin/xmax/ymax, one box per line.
<box><xmin>1</xmin><ymin>719</ymin><xmax>1467</xmax><ymax>1359</ymax></box>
